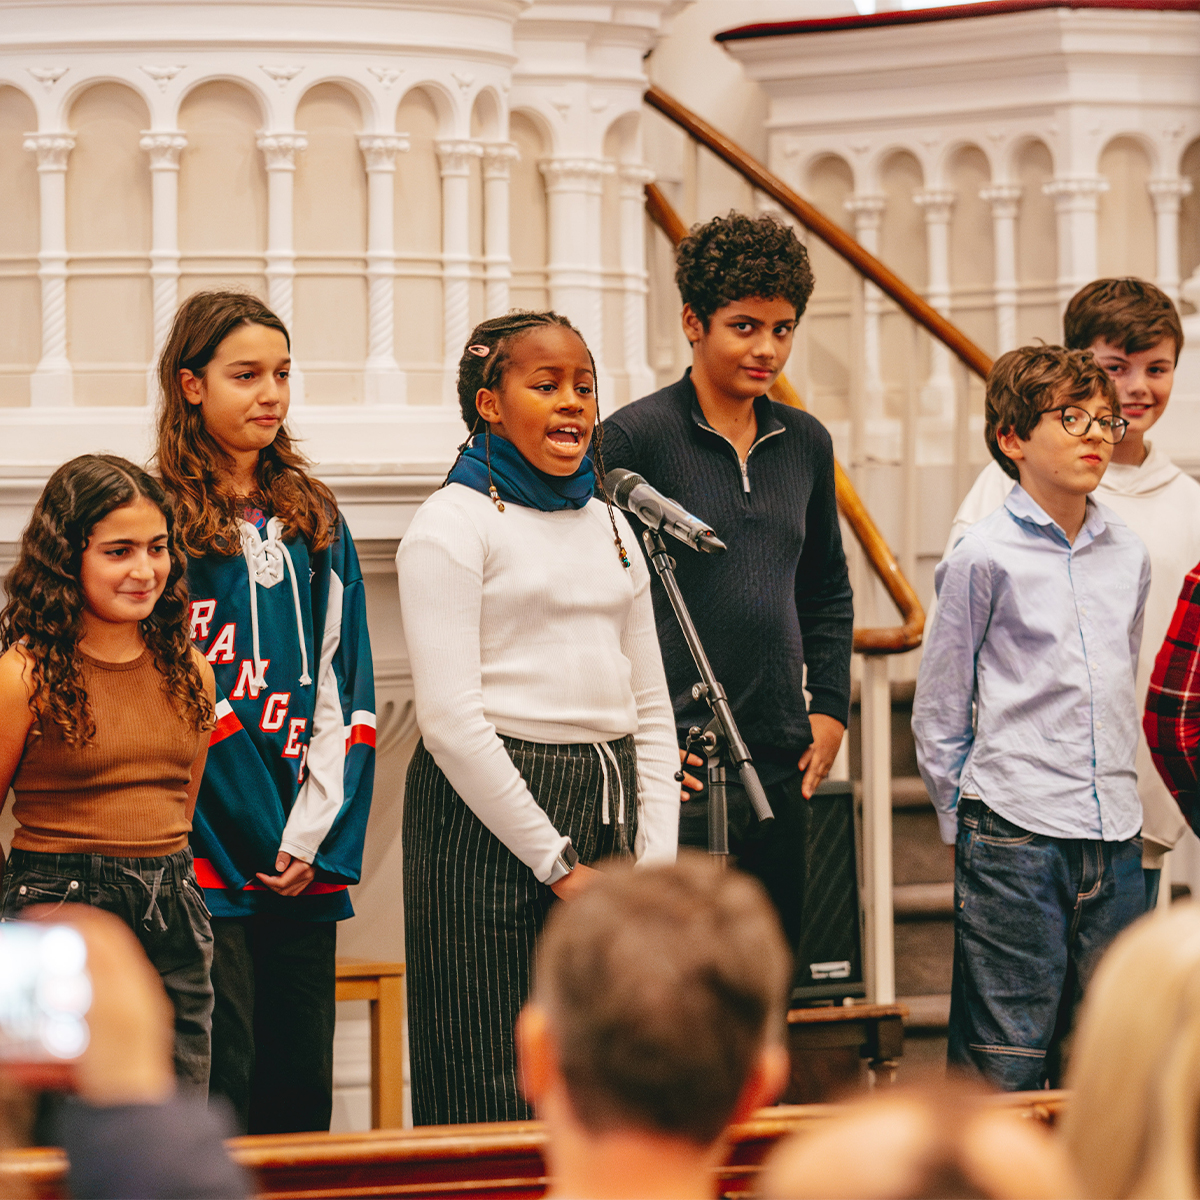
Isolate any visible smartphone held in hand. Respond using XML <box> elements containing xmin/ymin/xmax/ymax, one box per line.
<box><xmin>0</xmin><ymin>923</ymin><xmax>91</xmax><ymax>1089</ymax></box>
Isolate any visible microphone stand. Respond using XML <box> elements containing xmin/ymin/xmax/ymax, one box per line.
<box><xmin>641</xmin><ymin>529</ymin><xmax>774</xmax><ymax>858</ymax></box>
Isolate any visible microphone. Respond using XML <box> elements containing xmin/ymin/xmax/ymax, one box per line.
<box><xmin>604</xmin><ymin>469</ymin><xmax>726</xmax><ymax>555</ymax></box>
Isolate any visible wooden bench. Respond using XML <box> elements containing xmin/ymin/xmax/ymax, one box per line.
<box><xmin>334</xmin><ymin>957</ymin><xmax>406</xmax><ymax>1130</ymax></box>
<box><xmin>0</xmin><ymin>1092</ymin><xmax>1068</xmax><ymax>1200</ymax></box>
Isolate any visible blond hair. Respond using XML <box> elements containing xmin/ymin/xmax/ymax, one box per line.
<box><xmin>1062</xmin><ymin>904</ymin><xmax>1200</xmax><ymax>1198</ymax></box>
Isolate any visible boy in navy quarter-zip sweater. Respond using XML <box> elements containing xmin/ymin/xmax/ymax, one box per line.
<box><xmin>602</xmin><ymin>211</ymin><xmax>853</xmax><ymax>963</ymax></box>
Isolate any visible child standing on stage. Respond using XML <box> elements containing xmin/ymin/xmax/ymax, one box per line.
<box><xmin>914</xmin><ymin>345</ymin><xmax>1149</xmax><ymax>1091</ymax></box>
<box><xmin>0</xmin><ymin>454</ymin><xmax>216</xmax><ymax>1093</ymax></box>
<box><xmin>155</xmin><ymin>290</ymin><xmax>375</xmax><ymax>1134</ymax></box>
<box><xmin>397</xmin><ymin>311</ymin><xmax>680</xmax><ymax>1126</ymax></box>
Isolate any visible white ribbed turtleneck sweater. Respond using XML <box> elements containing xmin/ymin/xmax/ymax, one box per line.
<box><xmin>397</xmin><ymin>483</ymin><xmax>680</xmax><ymax>883</ymax></box>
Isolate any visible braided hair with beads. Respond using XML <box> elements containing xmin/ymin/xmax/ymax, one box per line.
<box><xmin>448</xmin><ymin>310</ymin><xmax>631</xmax><ymax>569</ymax></box>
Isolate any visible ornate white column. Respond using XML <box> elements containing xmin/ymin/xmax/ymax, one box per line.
<box><xmin>913</xmin><ymin>189</ymin><xmax>956</xmax><ymax>419</ymax></box>
<box><xmin>23</xmin><ymin>132</ymin><xmax>75</xmax><ymax>407</ymax></box>
<box><xmin>257</xmin><ymin>132</ymin><xmax>307</xmax><ymax>402</ymax></box>
<box><xmin>538</xmin><ymin>157</ymin><xmax>612</xmax><ymax>364</ymax></box>
<box><xmin>979</xmin><ymin>183</ymin><xmax>1022</xmax><ymax>354</ymax></box>
<box><xmin>140</xmin><ymin>130</ymin><xmax>187</xmax><ymax>401</ymax></box>
<box><xmin>1042</xmin><ymin>176</ymin><xmax>1109</xmax><ymax>306</ymax></box>
<box><xmin>1148</xmin><ymin>177</ymin><xmax>1193</xmax><ymax>305</ymax></box>
<box><xmin>843</xmin><ymin>194</ymin><xmax>887</xmax><ymax>428</ymax></box>
<box><xmin>618</xmin><ymin>163</ymin><xmax>656</xmax><ymax>404</ymax></box>
<box><xmin>481</xmin><ymin>142</ymin><xmax>519</xmax><ymax>320</ymax></box>
<box><xmin>436</xmin><ymin>139</ymin><xmax>483</xmax><ymax>400</ymax></box>
<box><xmin>359</xmin><ymin>134</ymin><xmax>409</xmax><ymax>405</ymax></box>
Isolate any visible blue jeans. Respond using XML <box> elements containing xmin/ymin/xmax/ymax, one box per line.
<box><xmin>0</xmin><ymin>846</ymin><xmax>214</xmax><ymax>1095</ymax></box>
<box><xmin>948</xmin><ymin>798</ymin><xmax>1144</xmax><ymax>1091</ymax></box>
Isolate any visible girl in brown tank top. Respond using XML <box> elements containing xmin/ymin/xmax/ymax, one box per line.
<box><xmin>0</xmin><ymin>455</ymin><xmax>216</xmax><ymax>1094</ymax></box>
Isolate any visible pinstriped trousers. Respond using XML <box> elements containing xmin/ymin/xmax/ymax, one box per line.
<box><xmin>403</xmin><ymin>734</ymin><xmax>638</xmax><ymax>1126</ymax></box>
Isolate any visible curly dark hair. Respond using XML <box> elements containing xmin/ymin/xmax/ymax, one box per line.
<box><xmin>0</xmin><ymin>455</ymin><xmax>213</xmax><ymax>746</ymax></box>
<box><xmin>449</xmin><ymin>309</ymin><xmax>629</xmax><ymax>568</ymax></box>
<box><xmin>985</xmin><ymin>345</ymin><xmax>1119</xmax><ymax>482</ymax></box>
<box><xmin>675</xmin><ymin>211</ymin><xmax>815</xmax><ymax>328</ymax></box>
<box><xmin>154</xmin><ymin>289</ymin><xmax>339</xmax><ymax>558</ymax></box>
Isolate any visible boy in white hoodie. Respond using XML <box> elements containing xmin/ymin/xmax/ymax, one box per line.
<box><xmin>943</xmin><ymin>279</ymin><xmax>1190</xmax><ymax>904</ymax></box>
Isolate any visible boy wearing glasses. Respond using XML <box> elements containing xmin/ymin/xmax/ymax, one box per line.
<box><xmin>913</xmin><ymin>345</ymin><xmax>1149</xmax><ymax>1091</ymax></box>
<box><xmin>943</xmin><ymin>280</ymin><xmax>1191</xmax><ymax>906</ymax></box>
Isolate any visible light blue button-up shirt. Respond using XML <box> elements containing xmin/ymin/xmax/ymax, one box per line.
<box><xmin>914</xmin><ymin>484</ymin><xmax>1150</xmax><ymax>844</ymax></box>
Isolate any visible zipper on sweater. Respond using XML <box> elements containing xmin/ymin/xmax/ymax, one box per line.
<box><xmin>698</xmin><ymin>422</ymin><xmax>786</xmax><ymax>495</ymax></box>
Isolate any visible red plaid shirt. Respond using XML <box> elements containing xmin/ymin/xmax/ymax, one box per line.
<box><xmin>1144</xmin><ymin>563</ymin><xmax>1200</xmax><ymax>831</ymax></box>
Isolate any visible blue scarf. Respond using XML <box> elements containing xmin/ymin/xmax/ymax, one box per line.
<box><xmin>446</xmin><ymin>431</ymin><xmax>596</xmax><ymax>512</ymax></box>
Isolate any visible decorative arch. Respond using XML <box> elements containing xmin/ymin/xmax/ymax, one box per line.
<box><xmin>602</xmin><ymin>110</ymin><xmax>641</xmax><ymax>165</ymax></box>
<box><xmin>0</xmin><ymin>83</ymin><xmax>42</xmax><ymax>406</ymax></box>
<box><xmin>1005</xmin><ymin>133</ymin><xmax>1057</xmax><ymax>184</ymax></box>
<box><xmin>803</xmin><ymin>149</ymin><xmax>856</xmax><ymax>195</ymax></box>
<box><xmin>297</xmin><ymin>75</ymin><xmax>377</xmax><ymax>133</ymax></box>
<box><xmin>393</xmin><ymin>80</ymin><xmax>457</xmax><ymax>141</ymax></box>
<box><xmin>1096</xmin><ymin>129</ymin><xmax>1160</xmax><ymax>179</ymax></box>
<box><xmin>508</xmin><ymin>104</ymin><xmax>553</xmax><ymax>159</ymax></box>
<box><xmin>175</xmin><ymin>72</ymin><xmax>269</xmax><ymax>128</ymax></box>
<box><xmin>1097</xmin><ymin>134</ymin><xmax>1156</xmax><ymax>280</ymax></box>
<box><xmin>59</xmin><ymin>72</ymin><xmax>155</xmax><ymax>131</ymax></box>
<box><xmin>940</xmin><ymin>137</ymin><xmax>997</xmax><ymax>188</ymax></box>
<box><xmin>470</xmin><ymin>86</ymin><xmax>504</xmax><ymax>143</ymax></box>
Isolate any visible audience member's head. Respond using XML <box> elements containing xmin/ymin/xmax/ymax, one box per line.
<box><xmin>757</xmin><ymin>1080</ymin><xmax>1076</xmax><ymax>1199</ymax></box>
<box><xmin>1063</xmin><ymin>277</ymin><xmax>1183</xmax><ymax>363</ymax></box>
<box><xmin>1062</xmin><ymin>904</ymin><xmax>1200</xmax><ymax>1198</ymax></box>
<box><xmin>517</xmin><ymin>852</ymin><xmax>791</xmax><ymax>1199</ymax></box>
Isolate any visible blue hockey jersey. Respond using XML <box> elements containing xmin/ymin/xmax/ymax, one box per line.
<box><xmin>186</xmin><ymin>513</ymin><xmax>375</xmax><ymax>920</ymax></box>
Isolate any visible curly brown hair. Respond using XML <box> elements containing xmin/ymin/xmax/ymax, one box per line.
<box><xmin>985</xmin><ymin>345</ymin><xmax>1119</xmax><ymax>482</ymax></box>
<box><xmin>675</xmin><ymin>211</ymin><xmax>815</xmax><ymax>328</ymax></box>
<box><xmin>154</xmin><ymin>289</ymin><xmax>338</xmax><ymax>557</ymax></box>
<box><xmin>0</xmin><ymin>455</ymin><xmax>213</xmax><ymax>746</ymax></box>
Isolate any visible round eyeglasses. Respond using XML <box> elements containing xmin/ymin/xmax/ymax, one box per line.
<box><xmin>1042</xmin><ymin>405</ymin><xmax>1129</xmax><ymax>444</ymax></box>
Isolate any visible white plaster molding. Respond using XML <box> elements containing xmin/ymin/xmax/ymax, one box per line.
<box><xmin>140</xmin><ymin>65</ymin><xmax>185</xmax><ymax>92</ymax></box>
<box><xmin>257</xmin><ymin>132</ymin><xmax>308</xmax><ymax>171</ymax></box>
<box><xmin>139</xmin><ymin>130</ymin><xmax>187</xmax><ymax>170</ymax></box>
<box><xmin>27</xmin><ymin>66</ymin><xmax>68</xmax><ymax>91</ymax></box>
<box><xmin>358</xmin><ymin>134</ymin><xmax>410</xmax><ymax>173</ymax></box>
<box><xmin>482</xmin><ymin>144</ymin><xmax>520</xmax><ymax>320</ymax></box>
<box><xmin>481</xmin><ymin>141</ymin><xmax>520</xmax><ymax>180</ymax></box>
<box><xmin>23</xmin><ymin>132</ymin><xmax>74</xmax><ymax>172</ymax></box>
<box><xmin>367</xmin><ymin>66</ymin><xmax>404</xmax><ymax>89</ymax></box>
<box><xmin>261</xmin><ymin>64</ymin><xmax>304</xmax><ymax>91</ymax></box>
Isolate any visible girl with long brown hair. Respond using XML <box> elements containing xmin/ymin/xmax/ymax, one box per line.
<box><xmin>0</xmin><ymin>454</ymin><xmax>216</xmax><ymax>1093</ymax></box>
<box><xmin>154</xmin><ymin>289</ymin><xmax>375</xmax><ymax>1134</ymax></box>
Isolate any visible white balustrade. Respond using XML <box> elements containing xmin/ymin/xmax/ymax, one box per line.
<box><xmin>257</xmin><ymin>131</ymin><xmax>308</xmax><ymax>403</ymax></box>
<box><xmin>539</xmin><ymin>157</ymin><xmax>612</xmax><ymax>368</ymax></box>
<box><xmin>23</xmin><ymin>132</ymin><xmax>75</xmax><ymax>407</ymax></box>
<box><xmin>618</xmin><ymin>163</ymin><xmax>656</xmax><ymax>405</ymax></box>
<box><xmin>1147</xmin><ymin>176</ymin><xmax>1194</xmax><ymax>305</ymax></box>
<box><xmin>482</xmin><ymin>143</ymin><xmax>519</xmax><ymax>320</ymax></box>
<box><xmin>1042</xmin><ymin>176</ymin><xmax>1109</xmax><ymax>306</ymax></box>
<box><xmin>436</xmin><ymin>139</ymin><xmax>483</xmax><ymax>401</ymax></box>
<box><xmin>913</xmin><ymin>189</ymin><xmax>956</xmax><ymax>422</ymax></box>
<box><xmin>979</xmin><ymin>183</ymin><xmax>1021</xmax><ymax>355</ymax></box>
<box><xmin>140</xmin><ymin>130</ymin><xmax>187</xmax><ymax>400</ymax></box>
<box><xmin>861</xmin><ymin>653</ymin><xmax>895</xmax><ymax>1005</ymax></box>
<box><xmin>359</xmin><ymin>133</ymin><xmax>410</xmax><ymax>405</ymax></box>
<box><xmin>843</xmin><ymin>194</ymin><xmax>889</xmax><ymax>456</ymax></box>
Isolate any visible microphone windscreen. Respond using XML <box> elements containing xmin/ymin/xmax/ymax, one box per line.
<box><xmin>604</xmin><ymin>468</ymin><xmax>641</xmax><ymax>507</ymax></box>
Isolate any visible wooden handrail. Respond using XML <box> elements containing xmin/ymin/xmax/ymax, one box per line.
<box><xmin>0</xmin><ymin>1093</ymin><xmax>1068</xmax><ymax>1200</ymax></box>
<box><xmin>643</xmin><ymin>180</ymin><xmax>924</xmax><ymax>655</ymax></box>
<box><xmin>645</xmin><ymin>84</ymin><xmax>994</xmax><ymax>381</ymax></box>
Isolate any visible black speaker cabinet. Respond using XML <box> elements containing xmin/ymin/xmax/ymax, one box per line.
<box><xmin>790</xmin><ymin>779</ymin><xmax>865</xmax><ymax>1006</ymax></box>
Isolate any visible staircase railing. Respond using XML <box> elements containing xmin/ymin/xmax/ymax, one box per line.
<box><xmin>643</xmin><ymin>85</ymin><xmax>998</xmax><ymax>1008</ymax></box>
